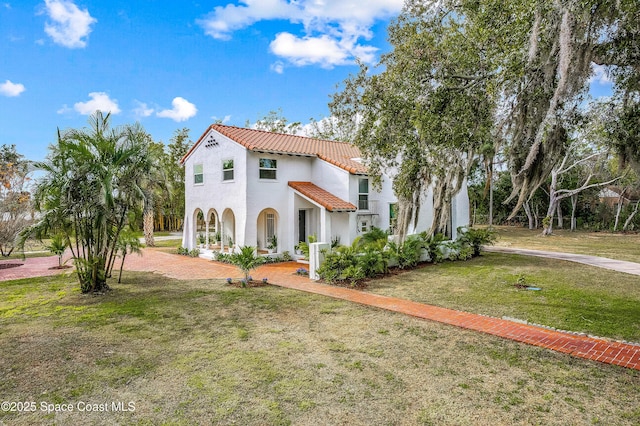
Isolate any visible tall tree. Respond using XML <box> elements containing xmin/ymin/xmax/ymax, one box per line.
<box><xmin>163</xmin><ymin>128</ymin><xmax>192</xmax><ymax>231</ymax></box>
<box><xmin>0</xmin><ymin>145</ymin><xmax>31</xmax><ymax>256</ymax></box>
<box><xmin>330</xmin><ymin>2</ymin><xmax>498</xmax><ymax>238</ymax></box>
<box><xmin>23</xmin><ymin>112</ymin><xmax>150</xmax><ymax>293</ymax></box>
<box><xmin>249</xmin><ymin>108</ymin><xmax>302</xmax><ymax>134</ymax></box>
<box><xmin>141</xmin><ymin>139</ymin><xmax>171</xmax><ymax>247</ymax></box>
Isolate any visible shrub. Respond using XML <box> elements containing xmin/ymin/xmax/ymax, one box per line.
<box><xmin>456</xmin><ymin>226</ymin><xmax>497</xmax><ymax>257</ymax></box>
<box><xmin>228</xmin><ymin>246</ymin><xmax>265</xmax><ymax>287</ymax></box>
<box><xmin>423</xmin><ymin>232</ymin><xmax>446</xmax><ymax>263</ymax></box>
<box><xmin>46</xmin><ymin>233</ymin><xmax>68</xmax><ymax>267</ymax></box>
<box><xmin>188</xmin><ymin>249</ymin><xmax>200</xmax><ymax>257</ymax></box>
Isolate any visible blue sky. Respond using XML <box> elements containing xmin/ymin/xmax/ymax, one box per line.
<box><xmin>1</xmin><ymin>1</ymin><xmax>612</xmax><ymax>163</ymax></box>
<box><xmin>1</xmin><ymin>0</ymin><xmax>403</xmax><ymax>161</ymax></box>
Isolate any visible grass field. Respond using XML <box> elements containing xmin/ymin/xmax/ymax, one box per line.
<box><xmin>493</xmin><ymin>226</ymin><xmax>640</xmax><ymax>263</ymax></box>
<box><xmin>1</xmin><ymin>272</ymin><xmax>639</xmax><ymax>425</ymax></box>
<box><xmin>367</xmin><ymin>252</ymin><xmax>640</xmax><ymax>342</ymax></box>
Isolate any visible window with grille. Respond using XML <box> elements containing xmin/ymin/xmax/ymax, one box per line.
<box><xmin>358</xmin><ymin>178</ymin><xmax>369</xmax><ymax>210</ymax></box>
<box><xmin>259</xmin><ymin>158</ymin><xmax>277</xmax><ymax>179</ymax></box>
<box><xmin>194</xmin><ymin>164</ymin><xmax>203</xmax><ymax>184</ymax></box>
<box><xmin>266</xmin><ymin>213</ymin><xmax>275</xmax><ymax>241</ymax></box>
<box><xmin>223</xmin><ymin>159</ymin><xmax>234</xmax><ymax>181</ymax></box>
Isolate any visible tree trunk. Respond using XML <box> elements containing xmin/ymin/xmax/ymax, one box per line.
<box><xmin>523</xmin><ymin>201</ymin><xmax>534</xmax><ymax>229</ymax></box>
<box><xmin>143</xmin><ymin>194</ymin><xmax>155</xmax><ymax>247</ymax></box>
<box><xmin>556</xmin><ymin>202</ymin><xmax>563</xmax><ymax>229</ymax></box>
<box><xmin>570</xmin><ymin>194</ymin><xmax>578</xmax><ymax>231</ymax></box>
<box><xmin>118</xmin><ymin>253</ymin><xmax>126</xmax><ymax>283</ymax></box>
<box><xmin>534</xmin><ymin>204</ymin><xmax>540</xmax><ymax>229</ymax></box>
<box><xmin>488</xmin><ymin>161</ymin><xmax>494</xmax><ymax>226</ymax></box>
<box><xmin>623</xmin><ymin>202</ymin><xmax>639</xmax><ymax>231</ymax></box>
<box><xmin>542</xmin><ymin>192</ymin><xmax>558</xmax><ymax>236</ymax></box>
<box><xmin>613</xmin><ymin>192</ymin><xmax>625</xmax><ymax>231</ymax></box>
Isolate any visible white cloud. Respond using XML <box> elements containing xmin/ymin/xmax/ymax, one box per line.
<box><xmin>43</xmin><ymin>0</ymin><xmax>96</xmax><ymax>48</ymax></box>
<box><xmin>157</xmin><ymin>97</ymin><xmax>197</xmax><ymax>122</ymax></box>
<box><xmin>270</xmin><ymin>61</ymin><xmax>284</xmax><ymax>74</ymax></box>
<box><xmin>212</xmin><ymin>114</ymin><xmax>232</xmax><ymax>124</ymax></box>
<box><xmin>73</xmin><ymin>92</ymin><xmax>121</xmax><ymax>115</ymax></box>
<box><xmin>590</xmin><ymin>64</ymin><xmax>612</xmax><ymax>85</ymax></box>
<box><xmin>198</xmin><ymin>0</ymin><xmax>403</xmax><ymax>68</ymax></box>
<box><xmin>132</xmin><ymin>100</ymin><xmax>154</xmax><ymax>118</ymax></box>
<box><xmin>0</xmin><ymin>80</ymin><xmax>25</xmax><ymax>97</ymax></box>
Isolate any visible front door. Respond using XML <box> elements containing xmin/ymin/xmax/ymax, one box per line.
<box><xmin>298</xmin><ymin>210</ymin><xmax>306</xmax><ymax>243</ymax></box>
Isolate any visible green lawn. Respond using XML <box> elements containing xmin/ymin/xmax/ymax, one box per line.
<box><xmin>1</xmin><ymin>272</ymin><xmax>639</xmax><ymax>425</ymax></box>
<box><xmin>493</xmin><ymin>226</ymin><xmax>640</xmax><ymax>263</ymax></box>
<box><xmin>368</xmin><ymin>252</ymin><xmax>640</xmax><ymax>342</ymax></box>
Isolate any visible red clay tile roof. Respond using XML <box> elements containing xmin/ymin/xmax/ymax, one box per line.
<box><xmin>181</xmin><ymin>124</ymin><xmax>367</xmax><ymax>175</ymax></box>
<box><xmin>288</xmin><ymin>181</ymin><xmax>357</xmax><ymax>212</ymax></box>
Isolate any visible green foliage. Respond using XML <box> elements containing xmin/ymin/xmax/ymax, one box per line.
<box><xmin>423</xmin><ymin>233</ymin><xmax>446</xmax><ymax>264</ymax></box>
<box><xmin>45</xmin><ymin>233</ymin><xmax>68</xmax><ymax>267</ymax></box>
<box><xmin>387</xmin><ymin>235</ymin><xmax>425</xmax><ymax>269</ymax></box>
<box><xmin>456</xmin><ymin>227</ymin><xmax>498</xmax><ymax>257</ymax></box>
<box><xmin>295</xmin><ymin>234</ymin><xmax>316</xmax><ymax>260</ymax></box>
<box><xmin>0</xmin><ymin>144</ymin><xmax>31</xmax><ymax>257</ymax></box>
<box><xmin>267</xmin><ymin>234</ymin><xmax>278</xmax><ymax>250</ymax></box>
<box><xmin>22</xmin><ymin>112</ymin><xmax>151</xmax><ymax>293</ymax></box>
<box><xmin>228</xmin><ymin>246</ymin><xmax>265</xmax><ymax>287</ymax></box>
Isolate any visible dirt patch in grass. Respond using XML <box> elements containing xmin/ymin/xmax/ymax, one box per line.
<box><xmin>1</xmin><ymin>272</ymin><xmax>639</xmax><ymax>425</ymax></box>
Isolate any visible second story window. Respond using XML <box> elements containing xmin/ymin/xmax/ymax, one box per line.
<box><xmin>358</xmin><ymin>178</ymin><xmax>369</xmax><ymax>210</ymax></box>
<box><xmin>194</xmin><ymin>164</ymin><xmax>203</xmax><ymax>184</ymax></box>
<box><xmin>223</xmin><ymin>159</ymin><xmax>234</xmax><ymax>181</ymax></box>
<box><xmin>259</xmin><ymin>158</ymin><xmax>277</xmax><ymax>179</ymax></box>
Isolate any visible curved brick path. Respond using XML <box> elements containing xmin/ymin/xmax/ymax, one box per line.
<box><xmin>2</xmin><ymin>248</ymin><xmax>639</xmax><ymax>370</ymax></box>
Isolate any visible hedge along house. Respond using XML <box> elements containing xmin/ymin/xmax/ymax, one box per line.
<box><xmin>180</xmin><ymin>124</ymin><xmax>470</xmax><ymax>256</ymax></box>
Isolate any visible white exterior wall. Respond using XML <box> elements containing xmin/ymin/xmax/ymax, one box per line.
<box><xmin>182</xmin><ymin>129</ymin><xmax>248</xmax><ymax>250</ymax></box>
<box><xmin>181</xmin><ymin>127</ymin><xmax>470</xmax><ymax>251</ymax></box>
<box><xmin>245</xmin><ymin>151</ymin><xmax>313</xmax><ymax>252</ymax></box>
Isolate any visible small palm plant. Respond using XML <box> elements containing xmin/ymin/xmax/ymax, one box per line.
<box><xmin>114</xmin><ymin>229</ymin><xmax>142</xmax><ymax>283</ymax></box>
<box><xmin>45</xmin><ymin>233</ymin><xmax>68</xmax><ymax>268</ymax></box>
<box><xmin>229</xmin><ymin>246</ymin><xmax>265</xmax><ymax>287</ymax></box>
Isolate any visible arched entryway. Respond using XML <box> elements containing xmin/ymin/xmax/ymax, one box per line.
<box><xmin>206</xmin><ymin>209</ymin><xmax>220</xmax><ymax>247</ymax></box>
<box><xmin>193</xmin><ymin>208</ymin><xmax>206</xmax><ymax>246</ymax></box>
<box><xmin>221</xmin><ymin>208</ymin><xmax>236</xmax><ymax>252</ymax></box>
<box><xmin>257</xmin><ymin>208</ymin><xmax>279</xmax><ymax>253</ymax></box>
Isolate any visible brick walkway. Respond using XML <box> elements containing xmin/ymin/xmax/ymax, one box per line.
<box><xmin>0</xmin><ymin>253</ymin><xmax>74</xmax><ymax>281</ymax></box>
<box><xmin>3</xmin><ymin>248</ymin><xmax>639</xmax><ymax>371</ymax></box>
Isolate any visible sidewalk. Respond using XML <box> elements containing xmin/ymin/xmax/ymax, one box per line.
<box><xmin>485</xmin><ymin>246</ymin><xmax>640</xmax><ymax>276</ymax></box>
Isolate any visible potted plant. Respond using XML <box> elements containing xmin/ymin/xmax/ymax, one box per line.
<box><xmin>197</xmin><ymin>233</ymin><xmax>205</xmax><ymax>247</ymax></box>
<box><xmin>267</xmin><ymin>234</ymin><xmax>278</xmax><ymax>253</ymax></box>
<box><xmin>214</xmin><ymin>231</ymin><xmax>221</xmax><ymax>245</ymax></box>
<box><xmin>227</xmin><ymin>236</ymin><xmax>234</xmax><ymax>253</ymax></box>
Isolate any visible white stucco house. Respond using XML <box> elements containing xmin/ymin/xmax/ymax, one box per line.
<box><xmin>180</xmin><ymin>124</ymin><xmax>470</xmax><ymax>254</ymax></box>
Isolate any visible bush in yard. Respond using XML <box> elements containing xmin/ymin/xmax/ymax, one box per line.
<box><xmin>456</xmin><ymin>226</ymin><xmax>497</xmax><ymax>257</ymax></box>
<box><xmin>229</xmin><ymin>246</ymin><xmax>265</xmax><ymax>287</ymax></box>
<box><xmin>423</xmin><ymin>232</ymin><xmax>446</xmax><ymax>263</ymax></box>
<box><xmin>45</xmin><ymin>233</ymin><xmax>68</xmax><ymax>268</ymax></box>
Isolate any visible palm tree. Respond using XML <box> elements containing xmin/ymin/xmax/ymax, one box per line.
<box><xmin>141</xmin><ymin>140</ymin><xmax>172</xmax><ymax>247</ymax></box>
<box><xmin>229</xmin><ymin>246</ymin><xmax>265</xmax><ymax>287</ymax></box>
<box><xmin>115</xmin><ymin>228</ymin><xmax>142</xmax><ymax>283</ymax></box>
<box><xmin>24</xmin><ymin>111</ymin><xmax>150</xmax><ymax>293</ymax></box>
